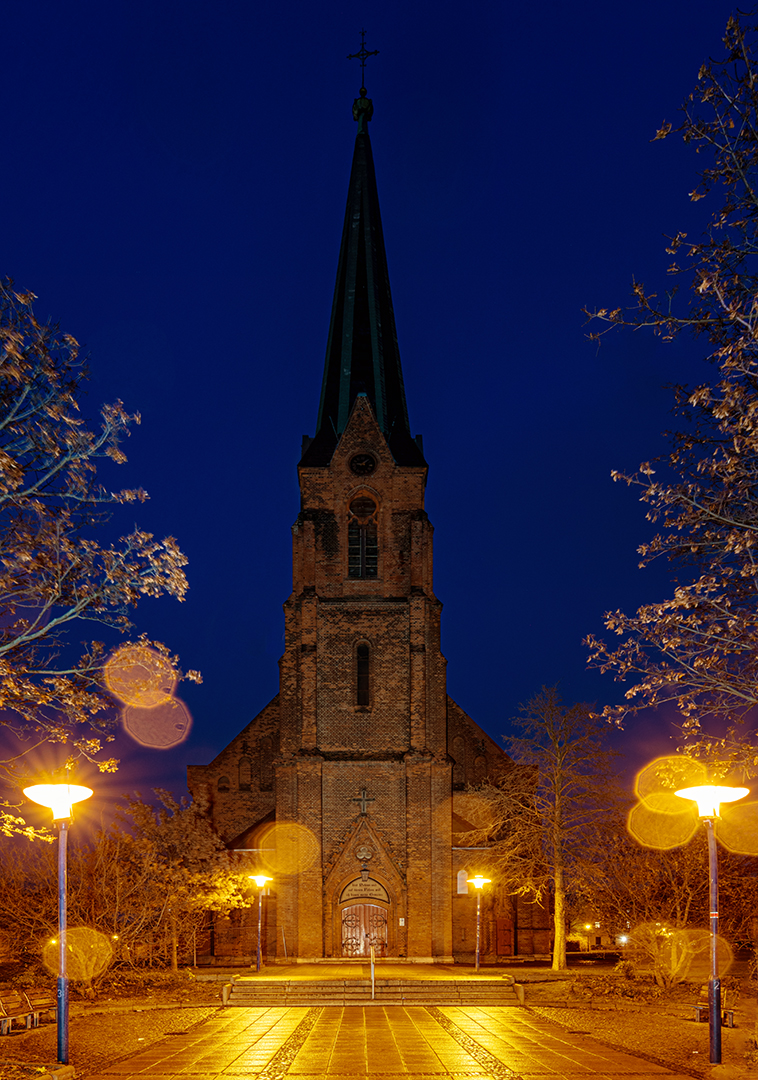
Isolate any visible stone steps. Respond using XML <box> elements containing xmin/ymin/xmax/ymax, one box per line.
<box><xmin>226</xmin><ymin>977</ymin><xmax>520</xmax><ymax>1007</ymax></box>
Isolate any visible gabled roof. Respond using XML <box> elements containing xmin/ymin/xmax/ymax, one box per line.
<box><xmin>300</xmin><ymin>90</ymin><xmax>426</xmax><ymax>469</ymax></box>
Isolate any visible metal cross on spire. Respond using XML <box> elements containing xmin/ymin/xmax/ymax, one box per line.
<box><xmin>347</xmin><ymin>29</ymin><xmax>379</xmax><ymax>89</ymax></box>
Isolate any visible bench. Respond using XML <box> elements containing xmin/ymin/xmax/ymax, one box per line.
<box><xmin>0</xmin><ymin>991</ymin><xmax>34</xmax><ymax>1035</ymax></box>
<box><xmin>692</xmin><ymin>985</ymin><xmax>735</xmax><ymax>1028</ymax></box>
<box><xmin>23</xmin><ymin>990</ymin><xmax>57</xmax><ymax>1027</ymax></box>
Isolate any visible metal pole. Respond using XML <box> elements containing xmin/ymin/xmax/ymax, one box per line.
<box><xmin>257</xmin><ymin>887</ymin><xmax>263</xmax><ymax>972</ymax></box>
<box><xmin>705</xmin><ymin>818</ymin><xmax>721</xmax><ymax>1064</ymax></box>
<box><xmin>475</xmin><ymin>890</ymin><xmax>481</xmax><ymax>973</ymax></box>
<box><xmin>57</xmin><ymin>820</ymin><xmax>69</xmax><ymax>1065</ymax></box>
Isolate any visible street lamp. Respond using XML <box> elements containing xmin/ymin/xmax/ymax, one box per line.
<box><xmin>674</xmin><ymin>781</ymin><xmax>748</xmax><ymax>1064</ymax></box>
<box><xmin>467</xmin><ymin>876</ymin><xmax>491</xmax><ymax>973</ymax></box>
<box><xmin>585</xmin><ymin>923</ymin><xmax>593</xmax><ymax>953</ymax></box>
<box><xmin>248</xmin><ymin>874</ymin><xmax>272</xmax><ymax>972</ymax></box>
<box><xmin>23</xmin><ymin>782</ymin><xmax>93</xmax><ymax>1065</ymax></box>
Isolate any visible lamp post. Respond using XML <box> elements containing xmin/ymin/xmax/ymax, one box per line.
<box><xmin>23</xmin><ymin>782</ymin><xmax>93</xmax><ymax>1065</ymax></box>
<box><xmin>467</xmin><ymin>876</ymin><xmax>491</xmax><ymax>973</ymax></box>
<box><xmin>674</xmin><ymin>782</ymin><xmax>748</xmax><ymax>1065</ymax></box>
<box><xmin>248</xmin><ymin>874</ymin><xmax>272</xmax><ymax>972</ymax></box>
<box><xmin>585</xmin><ymin>923</ymin><xmax>593</xmax><ymax>953</ymax></box>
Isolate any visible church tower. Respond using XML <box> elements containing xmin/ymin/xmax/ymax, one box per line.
<box><xmin>280</xmin><ymin>79</ymin><xmax>452</xmax><ymax>961</ymax></box>
<box><xmin>188</xmin><ymin>79</ymin><xmax>547</xmax><ymax>963</ymax></box>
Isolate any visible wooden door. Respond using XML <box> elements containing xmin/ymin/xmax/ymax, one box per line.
<box><xmin>341</xmin><ymin>904</ymin><xmax>388</xmax><ymax>957</ymax></box>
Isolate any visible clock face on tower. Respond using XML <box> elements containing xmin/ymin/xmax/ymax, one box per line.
<box><xmin>349</xmin><ymin>453</ymin><xmax>377</xmax><ymax>476</ymax></box>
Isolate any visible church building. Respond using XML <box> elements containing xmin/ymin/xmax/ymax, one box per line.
<box><xmin>187</xmin><ymin>82</ymin><xmax>551</xmax><ymax>964</ymax></box>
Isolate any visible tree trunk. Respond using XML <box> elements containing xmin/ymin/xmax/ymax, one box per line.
<box><xmin>170</xmin><ymin>911</ymin><xmax>178</xmax><ymax>972</ymax></box>
<box><xmin>552</xmin><ymin>858</ymin><xmax>567</xmax><ymax>971</ymax></box>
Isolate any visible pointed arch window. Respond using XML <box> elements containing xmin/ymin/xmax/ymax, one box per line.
<box><xmin>356</xmin><ymin>642</ymin><xmax>371</xmax><ymax>707</ymax></box>
<box><xmin>238</xmin><ymin>756</ymin><xmax>253</xmax><ymax>791</ymax></box>
<box><xmin>452</xmin><ymin>736</ymin><xmax>466</xmax><ymax>788</ymax></box>
<box><xmin>348</xmin><ymin>496</ymin><xmax>378</xmax><ymax>579</ymax></box>
<box><xmin>260</xmin><ymin>736</ymin><xmax>274</xmax><ymax>791</ymax></box>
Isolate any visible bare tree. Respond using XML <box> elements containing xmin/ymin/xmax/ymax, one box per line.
<box><xmin>0</xmin><ymin>281</ymin><xmax>195</xmax><ymax>831</ymax></box>
<box><xmin>585</xmin><ymin>13</ymin><xmax>758</xmax><ymax>758</ymax></box>
<box><xmin>592</xmin><ymin>814</ymin><xmax>708</xmax><ymax>935</ymax></box>
<box><xmin>121</xmin><ymin>791</ymin><xmax>247</xmax><ymax>971</ymax></box>
<box><xmin>0</xmin><ymin>791</ymin><xmax>247</xmax><ymax>974</ymax></box>
<box><xmin>462</xmin><ymin>687</ymin><xmax>620</xmax><ymax>970</ymax></box>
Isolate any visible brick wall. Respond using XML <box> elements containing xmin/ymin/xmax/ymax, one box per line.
<box><xmin>187</xmin><ymin>695</ymin><xmax>280</xmax><ymax>844</ymax></box>
<box><xmin>188</xmin><ymin>396</ymin><xmax>520</xmax><ymax>961</ymax></box>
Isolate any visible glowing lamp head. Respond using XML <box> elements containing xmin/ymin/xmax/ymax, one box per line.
<box><xmin>466</xmin><ymin>875</ymin><xmax>491</xmax><ymax>890</ymax></box>
<box><xmin>23</xmin><ymin>783</ymin><xmax>93</xmax><ymax>821</ymax></box>
<box><xmin>248</xmin><ymin>874</ymin><xmax>272</xmax><ymax>889</ymax></box>
<box><xmin>674</xmin><ymin>783</ymin><xmax>749</xmax><ymax>818</ymax></box>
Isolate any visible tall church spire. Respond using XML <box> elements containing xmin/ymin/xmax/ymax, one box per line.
<box><xmin>300</xmin><ymin>84</ymin><xmax>426</xmax><ymax>468</ymax></box>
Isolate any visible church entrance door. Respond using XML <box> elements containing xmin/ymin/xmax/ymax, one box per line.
<box><xmin>341</xmin><ymin>904</ymin><xmax>388</xmax><ymax>957</ymax></box>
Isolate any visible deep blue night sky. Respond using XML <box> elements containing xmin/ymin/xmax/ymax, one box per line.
<box><xmin>1</xmin><ymin>1</ymin><xmax>738</xmax><ymax>815</ymax></box>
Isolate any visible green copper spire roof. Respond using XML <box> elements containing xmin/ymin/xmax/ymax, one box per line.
<box><xmin>300</xmin><ymin>89</ymin><xmax>425</xmax><ymax>468</ymax></box>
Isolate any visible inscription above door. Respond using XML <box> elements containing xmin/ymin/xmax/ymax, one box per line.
<box><xmin>340</xmin><ymin>877</ymin><xmax>390</xmax><ymax>903</ymax></box>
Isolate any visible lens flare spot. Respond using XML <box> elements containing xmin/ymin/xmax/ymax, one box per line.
<box><xmin>122</xmin><ymin>697</ymin><xmax>192</xmax><ymax>749</ymax></box>
<box><xmin>635</xmin><ymin>755</ymin><xmax>708</xmax><ymax>807</ymax></box>
<box><xmin>716</xmin><ymin>800</ymin><xmax>758</xmax><ymax>854</ymax></box>
<box><xmin>641</xmin><ymin>790</ymin><xmax>697</xmax><ymax>815</ymax></box>
<box><xmin>256</xmin><ymin>822</ymin><xmax>319</xmax><ymax>876</ymax></box>
<box><xmin>676</xmin><ymin>928</ymin><xmax>733</xmax><ymax>981</ymax></box>
<box><xmin>628</xmin><ymin>924</ymin><xmax>732</xmax><ymax>984</ymax></box>
<box><xmin>42</xmin><ymin>927</ymin><xmax>114</xmax><ymax>983</ymax></box>
<box><xmin>105</xmin><ymin>645</ymin><xmax>178</xmax><ymax>707</ymax></box>
<box><xmin>627</xmin><ymin>800</ymin><xmax>699</xmax><ymax>849</ymax></box>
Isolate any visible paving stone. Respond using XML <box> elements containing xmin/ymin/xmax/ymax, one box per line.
<box><xmin>83</xmin><ymin>1004</ymin><xmax>705</xmax><ymax>1079</ymax></box>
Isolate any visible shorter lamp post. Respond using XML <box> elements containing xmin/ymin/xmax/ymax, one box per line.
<box><xmin>248</xmin><ymin>874</ymin><xmax>272</xmax><ymax>972</ymax></box>
<box><xmin>674</xmin><ymin>782</ymin><xmax>748</xmax><ymax>1065</ymax></box>
<box><xmin>23</xmin><ymin>782</ymin><xmax>93</xmax><ymax>1065</ymax></box>
<box><xmin>467</xmin><ymin>876</ymin><xmax>491</xmax><ymax>973</ymax></box>
<box><xmin>585</xmin><ymin>923</ymin><xmax>593</xmax><ymax>953</ymax></box>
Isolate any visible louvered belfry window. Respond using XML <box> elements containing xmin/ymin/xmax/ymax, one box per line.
<box><xmin>348</xmin><ymin>496</ymin><xmax>378</xmax><ymax>578</ymax></box>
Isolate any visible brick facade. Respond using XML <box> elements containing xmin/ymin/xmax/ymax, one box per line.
<box><xmin>187</xmin><ymin>102</ymin><xmax>551</xmax><ymax>963</ymax></box>
<box><xmin>188</xmin><ymin>397</ymin><xmax>550</xmax><ymax>962</ymax></box>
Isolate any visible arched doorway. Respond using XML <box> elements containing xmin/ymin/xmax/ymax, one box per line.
<box><xmin>338</xmin><ymin>875</ymin><xmax>391</xmax><ymax>957</ymax></box>
<box><xmin>341</xmin><ymin>904</ymin><xmax>388</xmax><ymax>957</ymax></box>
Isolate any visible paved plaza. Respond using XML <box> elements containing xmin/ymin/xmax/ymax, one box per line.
<box><xmin>83</xmin><ymin>1003</ymin><xmax>700</xmax><ymax>1080</ymax></box>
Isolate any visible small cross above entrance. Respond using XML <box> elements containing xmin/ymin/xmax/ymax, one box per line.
<box><xmin>352</xmin><ymin>787</ymin><xmax>375</xmax><ymax>816</ymax></box>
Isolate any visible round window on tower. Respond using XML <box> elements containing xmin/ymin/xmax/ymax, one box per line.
<box><xmin>350</xmin><ymin>453</ymin><xmax>377</xmax><ymax>476</ymax></box>
<box><xmin>349</xmin><ymin>496</ymin><xmax>377</xmax><ymax>522</ymax></box>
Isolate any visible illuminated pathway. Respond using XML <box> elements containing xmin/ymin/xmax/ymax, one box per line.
<box><xmin>86</xmin><ymin>1004</ymin><xmax>699</xmax><ymax>1079</ymax></box>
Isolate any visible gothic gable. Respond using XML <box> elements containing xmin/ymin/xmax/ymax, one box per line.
<box><xmin>447</xmin><ymin>696</ymin><xmax>509</xmax><ymax>790</ymax></box>
<box><xmin>187</xmin><ymin>695</ymin><xmax>280</xmax><ymax>843</ymax></box>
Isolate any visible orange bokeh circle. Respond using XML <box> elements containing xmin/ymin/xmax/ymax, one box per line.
<box><xmin>105</xmin><ymin>644</ymin><xmax>177</xmax><ymax>708</ymax></box>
